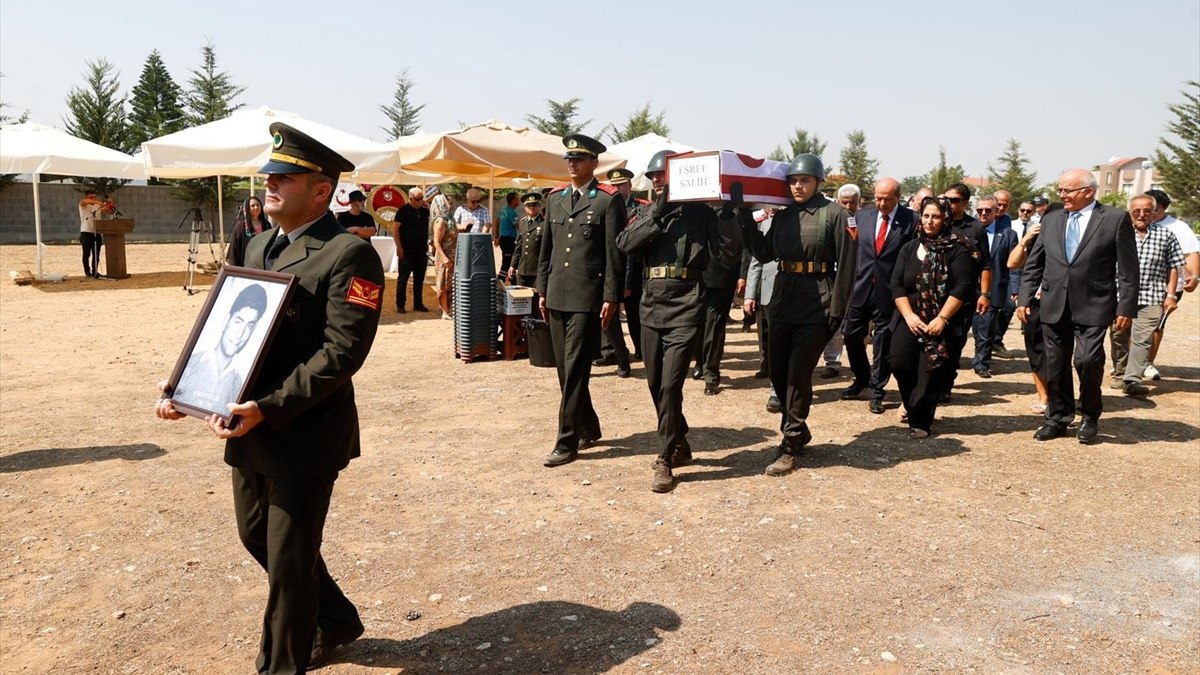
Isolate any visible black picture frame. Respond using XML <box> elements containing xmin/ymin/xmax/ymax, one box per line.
<box><xmin>167</xmin><ymin>266</ymin><xmax>296</xmax><ymax>423</ymax></box>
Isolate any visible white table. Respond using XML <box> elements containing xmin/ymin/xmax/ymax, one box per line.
<box><xmin>369</xmin><ymin>236</ymin><xmax>399</xmax><ymax>274</ymax></box>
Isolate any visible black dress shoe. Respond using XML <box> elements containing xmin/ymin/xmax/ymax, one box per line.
<box><xmin>543</xmin><ymin>448</ymin><xmax>578</xmax><ymax>467</ymax></box>
<box><xmin>592</xmin><ymin>355</ymin><xmax>617</xmax><ymax>367</ymax></box>
<box><xmin>616</xmin><ymin>366</ymin><xmax>631</xmax><ymax>378</ymax></box>
<box><xmin>413</xmin><ymin>305</ymin><xmax>428</xmax><ymax>312</ymax></box>
<box><xmin>691</xmin><ymin>367</ymin><xmax>703</xmax><ymax>380</ymax></box>
<box><xmin>753</xmin><ymin>369</ymin><xmax>769</xmax><ymax>379</ymax></box>
<box><xmin>309</xmin><ymin>625</ymin><xmax>365</xmax><ymax>669</ymax></box>
<box><xmin>579</xmin><ymin>433</ymin><xmax>601</xmax><ymax>449</ymax></box>
<box><xmin>1077</xmin><ymin>418</ymin><xmax>1099</xmax><ymax>444</ymax></box>
<box><xmin>840</xmin><ymin>383</ymin><xmax>865</xmax><ymax>400</ymax></box>
<box><xmin>868</xmin><ymin>399</ymin><xmax>885</xmax><ymax>415</ymax></box>
<box><xmin>632</xmin><ymin>353</ymin><xmax>643</xmax><ymax>362</ymax></box>
<box><xmin>1033</xmin><ymin>422</ymin><xmax>1068</xmax><ymax>441</ymax></box>
<box><xmin>704</xmin><ymin>382</ymin><xmax>718</xmax><ymax>396</ymax></box>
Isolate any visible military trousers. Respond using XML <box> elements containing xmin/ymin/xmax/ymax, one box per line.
<box><xmin>843</xmin><ymin>302</ymin><xmax>895</xmax><ymax>402</ymax></box>
<box><xmin>598</xmin><ymin>311</ymin><xmax>631</xmax><ymax>366</ymax></box>
<box><xmin>694</xmin><ymin>285</ymin><xmax>735</xmax><ymax>385</ymax></box>
<box><xmin>767</xmin><ymin>319</ymin><xmax>827</xmax><ymax>442</ymax></box>
<box><xmin>548</xmin><ymin>309</ymin><xmax>602</xmax><ymax>451</ymax></box>
<box><xmin>623</xmin><ymin>289</ymin><xmax>643</xmax><ymax>358</ymax></box>
<box><xmin>642</xmin><ymin>324</ymin><xmax>698</xmax><ymax>458</ymax></box>
<box><xmin>232</xmin><ymin>467</ymin><xmax>362</xmax><ymax>675</ymax></box>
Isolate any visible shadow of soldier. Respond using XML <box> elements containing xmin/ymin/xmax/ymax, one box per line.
<box><xmin>331</xmin><ymin>600</ymin><xmax>680</xmax><ymax>673</ymax></box>
<box><xmin>796</xmin><ymin>425</ymin><xmax>970</xmax><ymax>471</ymax></box>
<box><xmin>0</xmin><ymin>442</ymin><xmax>166</xmax><ymax>474</ymax></box>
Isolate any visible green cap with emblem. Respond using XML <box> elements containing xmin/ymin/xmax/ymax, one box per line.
<box><xmin>260</xmin><ymin>122</ymin><xmax>355</xmax><ymax>180</ymax></box>
<box><xmin>521</xmin><ymin>192</ymin><xmax>542</xmax><ymax>206</ymax></box>
<box><xmin>605</xmin><ymin>168</ymin><xmax>634</xmax><ymax>185</ymax></box>
<box><xmin>562</xmin><ymin>133</ymin><xmax>606</xmax><ymax>159</ymax></box>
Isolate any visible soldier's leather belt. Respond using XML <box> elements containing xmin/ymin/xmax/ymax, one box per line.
<box><xmin>645</xmin><ymin>266</ymin><xmax>692</xmax><ymax>280</ymax></box>
<box><xmin>778</xmin><ymin>261</ymin><xmax>828</xmax><ymax>274</ymax></box>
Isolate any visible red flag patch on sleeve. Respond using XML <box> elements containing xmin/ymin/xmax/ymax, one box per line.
<box><xmin>346</xmin><ymin>277</ymin><xmax>382</xmax><ymax>311</ymax></box>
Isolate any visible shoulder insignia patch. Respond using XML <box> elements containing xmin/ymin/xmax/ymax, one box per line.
<box><xmin>346</xmin><ymin>276</ymin><xmax>382</xmax><ymax>311</ymax></box>
<box><xmin>596</xmin><ymin>183</ymin><xmax>618</xmax><ymax>195</ymax></box>
<box><xmin>635</xmin><ymin>197</ymin><xmax>651</xmax><ymax>205</ymax></box>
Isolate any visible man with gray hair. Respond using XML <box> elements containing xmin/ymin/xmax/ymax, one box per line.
<box><xmin>394</xmin><ymin>186</ymin><xmax>431</xmax><ymax>312</ymax></box>
<box><xmin>454</xmin><ymin>188</ymin><xmax>492</xmax><ymax>234</ymax></box>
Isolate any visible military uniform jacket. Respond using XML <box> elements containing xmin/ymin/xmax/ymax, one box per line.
<box><xmin>536</xmin><ymin>178</ymin><xmax>627</xmax><ymax>312</ymax></box>
<box><xmin>510</xmin><ymin>214</ymin><xmax>545</xmax><ymax>278</ymax></box>
<box><xmin>225</xmin><ymin>211</ymin><xmax>385</xmax><ymax>478</ymax></box>
<box><xmin>740</xmin><ymin>194</ymin><xmax>857</xmax><ymax>326</ymax></box>
<box><xmin>624</xmin><ymin>197</ymin><xmax>650</xmax><ymax>295</ymax></box>
<box><xmin>617</xmin><ymin>202</ymin><xmax>742</xmax><ymax>329</ymax></box>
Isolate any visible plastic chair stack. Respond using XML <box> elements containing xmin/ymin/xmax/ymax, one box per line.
<box><xmin>452</xmin><ymin>232</ymin><xmax>499</xmax><ymax>361</ymax></box>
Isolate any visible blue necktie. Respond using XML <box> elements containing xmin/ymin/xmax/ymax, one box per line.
<box><xmin>1065</xmin><ymin>211</ymin><xmax>1081</xmax><ymax>261</ymax></box>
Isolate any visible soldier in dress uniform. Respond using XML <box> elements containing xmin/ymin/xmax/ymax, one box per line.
<box><xmin>739</xmin><ymin>153</ymin><xmax>857</xmax><ymax>476</ymax></box>
<box><xmin>617</xmin><ymin>150</ymin><xmax>742</xmax><ymax>492</ymax></box>
<box><xmin>156</xmin><ymin>122</ymin><xmax>385</xmax><ymax>672</ymax></box>
<box><xmin>593</xmin><ymin>167</ymin><xmax>642</xmax><ymax>376</ymax></box>
<box><xmin>536</xmin><ymin>134</ymin><xmax>627</xmax><ymax>467</ymax></box>
<box><xmin>507</xmin><ymin>191</ymin><xmax>546</xmax><ymax>291</ymax></box>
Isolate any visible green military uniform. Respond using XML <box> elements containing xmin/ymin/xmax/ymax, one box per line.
<box><xmin>509</xmin><ymin>194</ymin><xmax>545</xmax><ymax>288</ymax></box>
<box><xmin>741</xmin><ymin>193</ymin><xmax>856</xmax><ymax>450</ymax></box>
<box><xmin>618</xmin><ymin>200</ymin><xmax>741</xmax><ymax>461</ymax></box>
<box><xmin>536</xmin><ymin>136</ymin><xmax>626</xmax><ymax>461</ymax></box>
<box><xmin>227</xmin><ymin>123</ymin><xmax>385</xmax><ymax>673</ymax></box>
<box><xmin>597</xmin><ymin>168</ymin><xmax>637</xmax><ymax>373</ymax></box>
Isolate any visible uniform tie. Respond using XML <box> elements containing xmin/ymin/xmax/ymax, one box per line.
<box><xmin>1065</xmin><ymin>211</ymin><xmax>1081</xmax><ymax>261</ymax></box>
<box><xmin>266</xmin><ymin>233</ymin><xmax>291</xmax><ymax>270</ymax></box>
<box><xmin>571</xmin><ymin>190</ymin><xmax>581</xmax><ymax>208</ymax></box>
<box><xmin>875</xmin><ymin>212</ymin><xmax>889</xmax><ymax>255</ymax></box>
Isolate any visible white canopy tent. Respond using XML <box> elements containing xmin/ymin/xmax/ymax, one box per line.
<box><xmin>607</xmin><ymin>133</ymin><xmax>698</xmax><ymax>192</ymax></box>
<box><xmin>0</xmin><ymin>122</ymin><xmax>144</xmax><ymax>279</ymax></box>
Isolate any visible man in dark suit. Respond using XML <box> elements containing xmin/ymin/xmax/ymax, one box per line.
<box><xmin>157</xmin><ymin>123</ymin><xmax>385</xmax><ymax>673</ymax></box>
<box><xmin>537</xmin><ymin>133</ymin><xmax>626</xmax><ymax>467</ymax></box>
<box><xmin>841</xmin><ymin>177</ymin><xmax>915</xmax><ymax>414</ymax></box>
<box><xmin>970</xmin><ymin>194</ymin><xmax>1021</xmax><ymax>377</ymax></box>
<box><xmin>1018</xmin><ymin>169</ymin><xmax>1138</xmax><ymax>443</ymax></box>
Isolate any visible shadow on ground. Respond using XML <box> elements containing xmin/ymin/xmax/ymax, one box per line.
<box><xmin>331</xmin><ymin>600</ymin><xmax>680</xmax><ymax>673</ymax></box>
<box><xmin>0</xmin><ymin>443</ymin><xmax>166</xmax><ymax>473</ymax></box>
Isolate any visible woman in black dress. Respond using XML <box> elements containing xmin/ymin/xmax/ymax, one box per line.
<box><xmin>227</xmin><ymin>196</ymin><xmax>270</xmax><ymax>267</ymax></box>
<box><xmin>889</xmin><ymin>197</ymin><xmax>980</xmax><ymax>438</ymax></box>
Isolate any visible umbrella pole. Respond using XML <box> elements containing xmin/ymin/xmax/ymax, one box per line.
<box><xmin>216</xmin><ymin>175</ymin><xmax>226</xmax><ymax>251</ymax></box>
<box><xmin>33</xmin><ymin>173</ymin><xmax>43</xmax><ymax>278</ymax></box>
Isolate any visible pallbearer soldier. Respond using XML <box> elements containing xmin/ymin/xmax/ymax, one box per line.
<box><xmin>617</xmin><ymin>150</ymin><xmax>742</xmax><ymax>492</ymax></box>
<box><xmin>508</xmin><ymin>191</ymin><xmax>546</xmax><ymax>291</ymax></box>
<box><xmin>740</xmin><ymin>153</ymin><xmax>857</xmax><ymax>476</ymax></box>
<box><xmin>537</xmin><ymin>134</ymin><xmax>627</xmax><ymax>467</ymax></box>
<box><xmin>592</xmin><ymin>169</ymin><xmax>637</xmax><ymax>377</ymax></box>
<box><xmin>611</xmin><ymin>167</ymin><xmax>651</xmax><ymax>361</ymax></box>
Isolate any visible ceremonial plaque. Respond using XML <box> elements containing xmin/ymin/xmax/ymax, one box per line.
<box><xmin>667</xmin><ymin>151</ymin><xmax>792</xmax><ymax>206</ymax></box>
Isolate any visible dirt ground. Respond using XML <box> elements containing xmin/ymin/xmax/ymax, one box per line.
<box><xmin>1</xmin><ymin>242</ymin><xmax>1197</xmax><ymax>674</ymax></box>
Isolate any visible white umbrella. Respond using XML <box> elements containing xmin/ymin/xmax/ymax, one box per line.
<box><xmin>607</xmin><ymin>133</ymin><xmax>698</xmax><ymax>192</ymax></box>
<box><xmin>0</xmin><ymin>122</ymin><xmax>144</xmax><ymax>279</ymax></box>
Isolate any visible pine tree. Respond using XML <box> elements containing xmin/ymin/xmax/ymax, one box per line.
<box><xmin>1153</xmin><ymin>80</ymin><xmax>1200</xmax><ymax>222</ymax></box>
<box><xmin>63</xmin><ymin>58</ymin><xmax>129</xmax><ymax>195</ymax></box>
<box><xmin>929</xmin><ymin>147</ymin><xmax>966</xmax><ymax>195</ymax></box>
<box><xmin>177</xmin><ymin>41</ymin><xmax>245</xmax><ymax>211</ymax></box>
<box><xmin>986</xmin><ymin>138</ymin><xmax>1038</xmax><ymax>214</ymax></box>
<box><xmin>380</xmin><ymin>68</ymin><xmax>425</xmax><ymax>139</ymax></box>
<box><xmin>900</xmin><ymin>174</ymin><xmax>930</xmax><ymax>196</ymax></box>
<box><xmin>127</xmin><ymin>50</ymin><xmax>186</xmax><ymax>149</ymax></box>
<box><xmin>602</xmin><ymin>103</ymin><xmax>669</xmax><ymax>143</ymax></box>
<box><xmin>838</xmin><ymin>130</ymin><xmax>878</xmax><ymax>189</ymax></box>
<box><xmin>525</xmin><ymin>98</ymin><xmax>591</xmax><ymax>137</ymax></box>
<box><xmin>767</xmin><ymin>128</ymin><xmax>827</xmax><ymax>162</ymax></box>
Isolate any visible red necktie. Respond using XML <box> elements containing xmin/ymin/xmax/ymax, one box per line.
<box><xmin>875</xmin><ymin>213</ymin><xmax>889</xmax><ymax>255</ymax></box>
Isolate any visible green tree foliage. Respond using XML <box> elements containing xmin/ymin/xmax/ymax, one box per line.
<box><xmin>380</xmin><ymin>68</ymin><xmax>425</xmax><ymax>140</ymax></box>
<box><xmin>1099</xmin><ymin>191</ymin><xmax>1130</xmax><ymax>208</ymax></box>
<box><xmin>900</xmin><ymin>174</ymin><xmax>930</xmax><ymax>196</ymax></box>
<box><xmin>929</xmin><ymin>147</ymin><xmax>966</xmax><ymax>195</ymax></box>
<box><xmin>986</xmin><ymin>138</ymin><xmax>1038</xmax><ymax>215</ymax></box>
<box><xmin>177</xmin><ymin>41</ymin><xmax>245</xmax><ymax>211</ymax></box>
<box><xmin>767</xmin><ymin>128</ymin><xmax>827</xmax><ymax>162</ymax></box>
<box><xmin>838</xmin><ymin>130</ymin><xmax>878</xmax><ymax>190</ymax></box>
<box><xmin>602</xmin><ymin>103</ymin><xmax>669</xmax><ymax>144</ymax></box>
<box><xmin>526</xmin><ymin>98</ymin><xmax>591</xmax><ymax>137</ymax></box>
<box><xmin>63</xmin><ymin>58</ymin><xmax>129</xmax><ymax>195</ymax></box>
<box><xmin>1153</xmin><ymin>80</ymin><xmax>1200</xmax><ymax>222</ymax></box>
<box><xmin>127</xmin><ymin>50</ymin><xmax>186</xmax><ymax>149</ymax></box>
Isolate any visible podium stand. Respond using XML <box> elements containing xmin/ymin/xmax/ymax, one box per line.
<box><xmin>93</xmin><ymin>218</ymin><xmax>135</xmax><ymax>279</ymax></box>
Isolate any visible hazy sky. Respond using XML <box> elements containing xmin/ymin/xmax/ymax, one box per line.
<box><xmin>2</xmin><ymin>0</ymin><xmax>1197</xmax><ymax>187</ymax></box>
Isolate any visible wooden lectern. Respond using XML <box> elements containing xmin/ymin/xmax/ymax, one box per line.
<box><xmin>93</xmin><ymin>218</ymin><xmax>135</xmax><ymax>279</ymax></box>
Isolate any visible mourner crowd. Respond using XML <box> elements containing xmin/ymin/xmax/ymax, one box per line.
<box><xmin>155</xmin><ymin>124</ymin><xmax>1197</xmax><ymax>673</ymax></box>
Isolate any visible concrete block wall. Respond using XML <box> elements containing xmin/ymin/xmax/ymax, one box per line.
<box><xmin>0</xmin><ymin>182</ymin><xmax>249</xmax><ymax>244</ymax></box>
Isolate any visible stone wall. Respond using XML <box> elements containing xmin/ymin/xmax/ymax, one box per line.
<box><xmin>0</xmin><ymin>182</ymin><xmax>250</xmax><ymax>244</ymax></box>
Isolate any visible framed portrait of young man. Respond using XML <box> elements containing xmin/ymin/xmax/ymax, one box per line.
<box><xmin>167</xmin><ymin>266</ymin><xmax>296</xmax><ymax>423</ymax></box>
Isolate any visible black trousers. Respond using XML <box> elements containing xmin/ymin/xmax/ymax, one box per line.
<box><xmin>1023</xmin><ymin>298</ymin><xmax>1046</xmax><ymax>375</ymax></box>
<box><xmin>80</xmin><ymin>231</ymin><xmax>102</xmax><ymax>276</ymax></box>
<box><xmin>944</xmin><ymin>310</ymin><xmax>973</xmax><ymax>390</ymax></box>
<box><xmin>498</xmin><ymin>236</ymin><xmax>516</xmax><ymax>276</ymax></box>
<box><xmin>1043</xmin><ymin>317</ymin><xmax>1107</xmax><ymax>424</ymax></box>
<box><xmin>890</xmin><ymin>327</ymin><xmax>949</xmax><ymax>432</ymax></box>
<box><xmin>694</xmin><ymin>285</ymin><xmax>735</xmax><ymax>385</ymax></box>
<box><xmin>623</xmin><ymin>290</ymin><xmax>643</xmax><ymax>357</ymax></box>
<box><xmin>396</xmin><ymin>254</ymin><xmax>428</xmax><ymax>309</ymax></box>
<box><xmin>843</xmin><ymin>301</ymin><xmax>895</xmax><ymax>401</ymax></box>
<box><xmin>767</xmin><ymin>318</ymin><xmax>826</xmax><ymax>442</ymax></box>
<box><xmin>548</xmin><ymin>309</ymin><xmax>602</xmax><ymax>451</ymax></box>
<box><xmin>756</xmin><ymin>306</ymin><xmax>771</xmax><ymax>374</ymax></box>
<box><xmin>642</xmin><ymin>324</ymin><xmax>697</xmax><ymax>458</ymax></box>
<box><xmin>598</xmin><ymin>310</ymin><xmax>631</xmax><ymax>366</ymax></box>
<box><xmin>232</xmin><ymin>467</ymin><xmax>362</xmax><ymax>675</ymax></box>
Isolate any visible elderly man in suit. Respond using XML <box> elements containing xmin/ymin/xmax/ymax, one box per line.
<box><xmin>744</xmin><ymin>209</ymin><xmax>781</xmax><ymax>413</ymax></box>
<box><xmin>157</xmin><ymin>122</ymin><xmax>385</xmax><ymax>672</ymax></box>
<box><xmin>970</xmin><ymin>194</ymin><xmax>1021</xmax><ymax>378</ymax></box>
<box><xmin>1018</xmin><ymin>169</ymin><xmax>1138</xmax><ymax>444</ymax></box>
<box><xmin>840</xmin><ymin>177</ymin><xmax>915</xmax><ymax>414</ymax></box>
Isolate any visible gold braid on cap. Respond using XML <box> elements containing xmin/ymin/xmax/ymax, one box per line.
<box><xmin>269</xmin><ymin>152</ymin><xmax>323</xmax><ymax>173</ymax></box>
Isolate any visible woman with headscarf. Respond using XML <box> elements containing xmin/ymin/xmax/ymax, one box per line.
<box><xmin>889</xmin><ymin>197</ymin><xmax>979</xmax><ymax>438</ymax></box>
<box><xmin>428</xmin><ymin>191</ymin><xmax>457</xmax><ymax>318</ymax></box>
<box><xmin>227</xmin><ymin>196</ymin><xmax>270</xmax><ymax>267</ymax></box>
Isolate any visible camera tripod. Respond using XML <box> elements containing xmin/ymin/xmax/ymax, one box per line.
<box><xmin>180</xmin><ymin>208</ymin><xmax>210</xmax><ymax>295</ymax></box>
